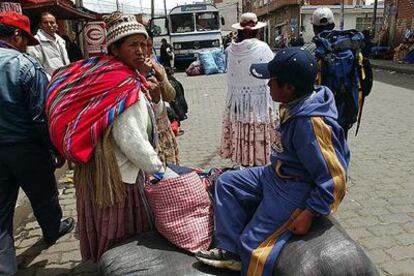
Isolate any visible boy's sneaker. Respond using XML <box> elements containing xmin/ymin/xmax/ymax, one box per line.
<box><xmin>195</xmin><ymin>248</ymin><xmax>241</xmax><ymax>271</ymax></box>
<box><xmin>44</xmin><ymin>217</ymin><xmax>75</xmax><ymax>245</ymax></box>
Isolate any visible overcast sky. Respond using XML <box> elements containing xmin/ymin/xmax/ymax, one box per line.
<box><xmin>84</xmin><ymin>0</ymin><xmax>197</xmax><ymax>14</ymax></box>
<box><xmin>84</xmin><ymin>0</ymin><xmax>377</xmax><ymax>14</ymax></box>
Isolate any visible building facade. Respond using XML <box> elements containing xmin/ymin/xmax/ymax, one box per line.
<box><xmin>384</xmin><ymin>0</ymin><xmax>414</xmax><ymax>46</ymax></box>
<box><xmin>214</xmin><ymin>0</ymin><xmax>242</xmax><ymax>34</ymax></box>
<box><xmin>307</xmin><ymin>0</ymin><xmax>362</xmax><ymax>4</ymax></box>
<box><xmin>301</xmin><ymin>3</ymin><xmax>385</xmax><ymax>43</ymax></box>
<box><xmin>248</xmin><ymin>0</ymin><xmax>302</xmax><ymax>48</ymax></box>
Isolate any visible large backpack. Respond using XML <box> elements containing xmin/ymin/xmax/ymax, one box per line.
<box><xmin>314</xmin><ymin>29</ymin><xmax>373</xmax><ymax>135</ymax></box>
<box><xmin>167</xmin><ymin>73</ymin><xmax>188</xmax><ymax>122</ymax></box>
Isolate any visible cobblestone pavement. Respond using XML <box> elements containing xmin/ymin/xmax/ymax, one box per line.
<box><xmin>15</xmin><ymin>69</ymin><xmax>414</xmax><ymax>275</ymax></box>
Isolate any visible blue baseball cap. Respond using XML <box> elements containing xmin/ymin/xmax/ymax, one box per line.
<box><xmin>250</xmin><ymin>47</ymin><xmax>317</xmax><ymax>93</ymax></box>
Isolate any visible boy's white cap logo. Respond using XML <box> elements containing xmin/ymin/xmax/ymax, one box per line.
<box><xmin>251</xmin><ymin>68</ymin><xmax>263</xmax><ymax>78</ymax></box>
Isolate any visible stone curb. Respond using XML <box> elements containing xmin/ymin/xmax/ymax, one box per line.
<box><xmin>370</xmin><ymin>60</ymin><xmax>414</xmax><ymax>75</ymax></box>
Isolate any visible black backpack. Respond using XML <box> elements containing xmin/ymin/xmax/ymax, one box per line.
<box><xmin>166</xmin><ymin>106</ymin><xmax>180</xmax><ymax>122</ymax></box>
<box><xmin>167</xmin><ymin>74</ymin><xmax>188</xmax><ymax>121</ymax></box>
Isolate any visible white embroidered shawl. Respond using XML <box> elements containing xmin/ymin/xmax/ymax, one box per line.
<box><xmin>226</xmin><ymin>38</ymin><xmax>275</xmax><ymax>123</ymax></box>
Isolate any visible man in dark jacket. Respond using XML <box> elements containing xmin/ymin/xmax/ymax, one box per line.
<box><xmin>0</xmin><ymin>12</ymin><xmax>73</xmax><ymax>275</ymax></box>
<box><xmin>159</xmin><ymin>38</ymin><xmax>174</xmax><ymax>69</ymax></box>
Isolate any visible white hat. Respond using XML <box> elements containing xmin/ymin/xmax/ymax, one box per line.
<box><xmin>104</xmin><ymin>11</ymin><xmax>148</xmax><ymax>47</ymax></box>
<box><xmin>231</xmin><ymin>12</ymin><xmax>267</xmax><ymax>30</ymax></box>
<box><xmin>312</xmin><ymin>7</ymin><xmax>335</xmax><ymax>26</ymax></box>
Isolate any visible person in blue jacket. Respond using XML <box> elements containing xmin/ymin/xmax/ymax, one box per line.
<box><xmin>196</xmin><ymin>47</ymin><xmax>350</xmax><ymax>275</ymax></box>
<box><xmin>0</xmin><ymin>12</ymin><xmax>74</xmax><ymax>275</ymax></box>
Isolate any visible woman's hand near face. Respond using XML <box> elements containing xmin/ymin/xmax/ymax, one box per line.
<box><xmin>137</xmin><ymin>57</ymin><xmax>153</xmax><ymax>76</ymax></box>
<box><xmin>147</xmin><ymin>76</ymin><xmax>161</xmax><ymax>103</ymax></box>
<box><xmin>152</xmin><ymin>61</ymin><xmax>165</xmax><ymax>82</ymax></box>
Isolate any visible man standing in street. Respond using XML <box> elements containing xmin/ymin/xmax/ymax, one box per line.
<box><xmin>27</xmin><ymin>11</ymin><xmax>70</xmax><ymax>78</ymax></box>
<box><xmin>0</xmin><ymin>11</ymin><xmax>74</xmax><ymax>275</ymax></box>
<box><xmin>306</xmin><ymin>7</ymin><xmax>373</xmax><ymax>137</ymax></box>
<box><xmin>160</xmin><ymin>38</ymin><xmax>174</xmax><ymax>69</ymax></box>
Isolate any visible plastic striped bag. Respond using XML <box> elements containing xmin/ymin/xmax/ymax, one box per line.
<box><xmin>144</xmin><ymin>171</ymin><xmax>213</xmax><ymax>253</ymax></box>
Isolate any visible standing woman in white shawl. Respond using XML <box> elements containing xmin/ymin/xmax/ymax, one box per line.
<box><xmin>220</xmin><ymin>13</ymin><xmax>278</xmax><ymax>167</ymax></box>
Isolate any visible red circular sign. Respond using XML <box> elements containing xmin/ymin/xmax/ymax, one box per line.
<box><xmin>85</xmin><ymin>23</ymin><xmax>105</xmax><ymax>45</ymax></box>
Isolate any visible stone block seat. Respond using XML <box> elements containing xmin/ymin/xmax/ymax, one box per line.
<box><xmin>99</xmin><ymin>216</ymin><xmax>379</xmax><ymax>275</ymax></box>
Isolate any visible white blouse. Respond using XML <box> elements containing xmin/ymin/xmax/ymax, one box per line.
<box><xmin>111</xmin><ymin>96</ymin><xmax>164</xmax><ymax>184</ymax></box>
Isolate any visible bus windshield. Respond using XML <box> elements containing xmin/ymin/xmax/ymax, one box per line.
<box><xmin>196</xmin><ymin>12</ymin><xmax>219</xmax><ymax>31</ymax></box>
<box><xmin>171</xmin><ymin>13</ymin><xmax>194</xmax><ymax>33</ymax></box>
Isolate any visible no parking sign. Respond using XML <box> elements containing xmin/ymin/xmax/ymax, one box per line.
<box><xmin>84</xmin><ymin>21</ymin><xmax>107</xmax><ymax>56</ymax></box>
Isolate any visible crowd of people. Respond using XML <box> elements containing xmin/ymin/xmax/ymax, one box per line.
<box><xmin>0</xmin><ymin>6</ymin><xmax>372</xmax><ymax>275</ymax></box>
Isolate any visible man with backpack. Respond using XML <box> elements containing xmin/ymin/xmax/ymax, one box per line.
<box><xmin>308</xmin><ymin>7</ymin><xmax>373</xmax><ymax>138</ymax></box>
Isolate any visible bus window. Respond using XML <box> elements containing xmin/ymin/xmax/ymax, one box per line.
<box><xmin>196</xmin><ymin>12</ymin><xmax>219</xmax><ymax>31</ymax></box>
<box><xmin>171</xmin><ymin>14</ymin><xmax>194</xmax><ymax>33</ymax></box>
<box><xmin>151</xmin><ymin>18</ymin><xmax>168</xmax><ymax>37</ymax></box>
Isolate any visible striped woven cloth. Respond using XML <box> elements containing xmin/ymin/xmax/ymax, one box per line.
<box><xmin>46</xmin><ymin>55</ymin><xmax>148</xmax><ymax>163</ymax></box>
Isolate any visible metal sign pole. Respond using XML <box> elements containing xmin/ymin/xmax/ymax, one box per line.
<box><xmin>340</xmin><ymin>0</ymin><xmax>345</xmax><ymax>30</ymax></box>
<box><xmin>372</xmin><ymin>0</ymin><xmax>379</xmax><ymax>37</ymax></box>
<box><xmin>164</xmin><ymin>0</ymin><xmax>167</xmax><ymax>17</ymax></box>
<box><xmin>151</xmin><ymin>0</ymin><xmax>154</xmax><ymax>19</ymax></box>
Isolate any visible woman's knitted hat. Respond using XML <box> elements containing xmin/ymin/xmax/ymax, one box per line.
<box><xmin>104</xmin><ymin>11</ymin><xmax>148</xmax><ymax>48</ymax></box>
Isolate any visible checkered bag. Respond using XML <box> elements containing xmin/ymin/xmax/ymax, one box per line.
<box><xmin>144</xmin><ymin>171</ymin><xmax>213</xmax><ymax>253</ymax></box>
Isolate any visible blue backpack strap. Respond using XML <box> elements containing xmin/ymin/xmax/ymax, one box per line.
<box><xmin>313</xmin><ymin>36</ymin><xmax>331</xmax><ymax>58</ymax></box>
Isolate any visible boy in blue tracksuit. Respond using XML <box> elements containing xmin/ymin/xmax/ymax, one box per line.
<box><xmin>196</xmin><ymin>47</ymin><xmax>350</xmax><ymax>275</ymax></box>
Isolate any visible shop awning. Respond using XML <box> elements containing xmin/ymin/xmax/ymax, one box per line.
<box><xmin>17</xmin><ymin>0</ymin><xmax>97</xmax><ymax>20</ymax></box>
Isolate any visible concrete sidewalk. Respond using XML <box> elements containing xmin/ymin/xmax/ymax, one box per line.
<box><xmin>370</xmin><ymin>59</ymin><xmax>414</xmax><ymax>75</ymax></box>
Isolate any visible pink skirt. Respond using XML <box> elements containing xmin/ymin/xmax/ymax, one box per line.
<box><xmin>76</xmin><ymin>178</ymin><xmax>150</xmax><ymax>262</ymax></box>
<box><xmin>220</xmin><ymin>115</ymin><xmax>279</xmax><ymax>167</ymax></box>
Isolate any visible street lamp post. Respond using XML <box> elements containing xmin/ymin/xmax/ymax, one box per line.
<box><xmin>372</xmin><ymin>0</ymin><xmax>379</xmax><ymax>37</ymax></box>
<box><xmin>340</xmin><ymin>0</ymin><xmax>345</xmax><ymax>30</ymax></box>
<box><xmin>164</xmin><ymin>0</ymin><xmax>167</xmax><ymax>17</ymax></box>
<box><xmin>151</xmin><ymin>0</ymin><xmax>154</xmax><ymax>19</ymax></box>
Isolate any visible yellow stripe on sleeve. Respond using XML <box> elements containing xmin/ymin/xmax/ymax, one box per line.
<box><xmin>310</xmin><ymin>117</ymin><xmax>347</xmax><ymax>212</ymax></box>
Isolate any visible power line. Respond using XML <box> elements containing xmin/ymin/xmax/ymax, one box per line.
<box><xmin>83</xmin><ymin>0</ymin><xmax>165</xmax><ymax>14</ymax></box>
<box><xmin>83</xmin><ymin>0</ymin><xmax>165</xmax><ymax>13</ymax></box>
<box><xmin>84</xmin><ymin>0</ymin><xmax>179</xmax><ymax>11</ymax></box>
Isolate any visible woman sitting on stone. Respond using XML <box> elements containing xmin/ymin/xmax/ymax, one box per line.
<box><xmin>46</xmin><ymin>12</ymin><xmax>164</xmax><ymax>262</ymax></box>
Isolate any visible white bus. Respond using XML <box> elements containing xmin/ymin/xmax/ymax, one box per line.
<box><xmin>150</xmin><ymin>3</ymin><xmax>223</xmax><ymax>67</ymax></box>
